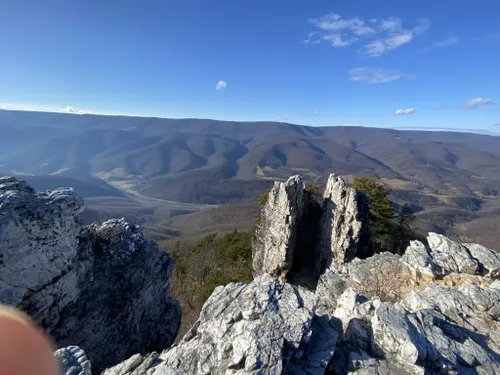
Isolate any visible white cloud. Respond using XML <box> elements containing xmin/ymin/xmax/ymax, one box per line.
<box><xmin>216</xmin><ymin>80</ymin><xmax>227</xmax><ymax>90</ymax></box>
<box><xmin>432</xmin><ymin>34</ymin><xmax>459</xmax><ymax>47</ymax></box>
<box><xmin>462</xmin><ymin>97</ymin><xmax>494</xmax><ymax>109</ymax></box>
<box><xmin>303</xmin><ymin>32</ymin><xmax>321</xmax><ymax>44</ymax></box>
<box><xmin>313</xmin><ymin>111</ymin><xmax>321</xmax><ymax>116</ymax></box>
<box><xmin>361</xmin><ymin>18</ymin><xmax>430</xmax><ymax>56</ymax></box>
<box><xmin>309</xmin><ymin>13</ymin><xmax>376</xmax><ymax>36</ymax></box>
<box><xmin>322</xmin><ymin>33</ymin><xmax>357</xmax><ymax>47</ymax></box>
<box><xmin>395</xmin><ymin>108</ymin><xmax>416</xmax><ymax>115</ymax></box>
<box><xmin>306</xmin><ymin>13</ymin><xmax>430</xmax><ymax>56</ymax></box>
<box><xmin>65</xmin><ymin>106</ymin><xmax>85</xmax><ymax>114</ymax></box>
<box><xmin>349</xmin><ymin>67</ymin><xmax>406</xmax><ymax>84</ymax></box>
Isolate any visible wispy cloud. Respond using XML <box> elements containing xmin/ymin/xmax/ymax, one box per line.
<box><xmin>306</xmin><ymin>13</ymin><xmax>430</xmax><ymax>56</ymax></box>
<box><xmin>462</xmin><ymin>97</ymin><xmax>494</xmax><ymax>109</ymax></box>
<box><xmin>313</xmin><ymin>111</ymin><xmax>321</xmax><ymax>116</ymax></box>
<box><xmin>216</xmin><ymin>80</ymin><xmax>227</xmax><ymax>90</ymax></box>
<box><xmin>432</xmin><ymin>34</ymin><xmax>459</xmax><ymax>47</ymax></box>
<box><xmin>303</xmin><ymin>32</ymin><xmax>320</xmax><ymax>44</ymax></box>
<box><xmin>395</xmin><ymin>108</ymin><xmax>416</xmax><ymax>116</ymax></box>
<box><xmin>349</xmin><ymin>67</ymin><xmax>407</xmax><ymax>84</ymax></box>
<box><xmin>494</xmin><ymin>123</ymin><xmax>500</xmax><ymax>127</ymax></box>
<box><xmin>361</xmin><ymin>18</ymin><xmax>430</xmax><ymax>56</ymax></box>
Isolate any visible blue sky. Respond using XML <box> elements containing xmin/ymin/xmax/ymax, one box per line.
<box><xmin>0</xmin><ymin>0</ymin><xmax>499</xmax><ymax>133</ymax></box>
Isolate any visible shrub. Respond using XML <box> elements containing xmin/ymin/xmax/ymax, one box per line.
<box><xmin>170</xmin><ymin>230</ymin><xmax>253</xmax><ymax>339</ymax></box>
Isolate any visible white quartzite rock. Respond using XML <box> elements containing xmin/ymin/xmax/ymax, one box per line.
<box><xmin>252</xmin><ymin>175</ymin><xmax>306</xmax><ymax>278</ymax></box>
<box><xmin>403</xmin><ymin>233</ymin><xmax>500</xmax><ymax>281</ymax></box>
<box><xmin>463</xmin><ymin>242</ymin><xmax>500</xmax><ymax>278</ymax></box>
<box><xmin>102</xmin><ymin>275</ymin><xmax>333</xmax><ymax>375</ymax></box>
<box><xmin>319</xmin><ymin>174</ymin><xmax>369</xmax><ymax>272</ymax></box>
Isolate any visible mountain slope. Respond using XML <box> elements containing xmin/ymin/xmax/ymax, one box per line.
<box><xmin>2</xmin><ymin>109</ymin><xmax>500</xmax><ymax>202</ymax></box>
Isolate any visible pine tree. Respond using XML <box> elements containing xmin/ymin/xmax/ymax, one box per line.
<box><xmin>353</xmin><ymin>176</ymin><xmax>395</xmax><ymax>251</ymax></box>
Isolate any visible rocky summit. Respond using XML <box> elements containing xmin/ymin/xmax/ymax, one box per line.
<box><xmin>1</xmin><ymin>174</ymin><xmax>500</xmax><ymax>375</ymax></box>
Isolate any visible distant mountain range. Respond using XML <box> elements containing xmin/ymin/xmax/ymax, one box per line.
<box><xmin>1</xmin><ymin>109</ymin><xmax>500</xmax><ymax>249</ymax></box>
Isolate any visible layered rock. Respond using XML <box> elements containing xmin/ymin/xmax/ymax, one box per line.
<box><xmin>252</xmin><ymin>175</ymin><xmax>307</xmax><ymax>279</ymax></box>
<box><xmin>0</xmin><ymin>177</ymin><xmax>180</xmax><ymax>373</ymax></box>
<box><xmin>318</xmin><ymin>174</ymin><xmax>370</xmax><ymax>272</ymax></box>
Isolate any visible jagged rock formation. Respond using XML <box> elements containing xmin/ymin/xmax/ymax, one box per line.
<box><xmin>4</xmin><ymin>174</ymin><xmax>500</xmax><ymax>375</ymax></box>
<box><xmin>99</xmin><ymin>274</ymin><xmax>340</xmax><ymax>375</ymax></box>
<box><xmin>0</xmin><ymin>177</ymin><xmax>180</xmax><ymax>373</ymax></box>
<box><xmin>105</xmin><ymin>173</ymin><xmax>496</xmax><ymax>375</ymax></box>
<box><xmin>318</xmin><ymin>174</ymin><xmax>370</xmax><ymax>272</ymax></box>
<box><xmin>403</xmin><ymin>233</ymin><xmax>500</xmax><ymax>281</ymax></box>
<box><xmin>252</xmin><ymin>175</ymin><xmax>307</xmax><ymax>279</ymax></box>
<box><xmin>252</xmin><ymin>174</ymin><xmax>368</xmax><ymax>287</ymax></box>
<box><xmin>0</xmin><ymin>176</ymin><xmax>84</xmax><ymax>326</ymax></box>
<box><xmin>98</xmin><ymin>255</ymin><xmax>500</xmax><ymax>374</ymax></box>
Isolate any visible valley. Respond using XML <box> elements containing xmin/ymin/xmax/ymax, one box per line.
<box><xmin>2</xmin><ymin>109</ymin><xmax>500</xmax><ymax>249</ymax></box>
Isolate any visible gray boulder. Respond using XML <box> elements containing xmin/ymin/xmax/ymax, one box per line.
<box><xmin>403</xmin><ymin>234</ymin><xmax>500</xmax><ymax>281</ymax></box>
<box><xmin>463</xmin><ymin>242</ymin><xmax>500</xmax><ymax>278</ymax></box>
<box><xmin>55</xmin><ymin>219</ymin><xmax>180</xmax><ymax>373</ymax></box>
<box><xmin>426</xmin><ymin>232</ymin><xmax>480</xmax><ymax>275</ymax></box>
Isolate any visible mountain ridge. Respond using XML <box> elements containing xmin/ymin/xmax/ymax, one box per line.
<box><xmin>2</xmin><ymin>109</ymin><xmax>500</xmax><ymax>248</ymax></box>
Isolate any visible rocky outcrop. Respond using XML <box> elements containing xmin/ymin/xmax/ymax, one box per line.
<box><xmin>5</xmin><ymin>174</ymin><xmax>499</xmax><ymax>375</ymax></box>
<box><xmin>0</xmin><ymin>176</ymin><xmax>85</xmax><ymax>326</ymax></box>
<box><xmin>318</xmin><ymin>174</ymin><xmax>370</xmax><ymax>272</ymax></box>
<box><xmin>252</xmin><ymin>174</ymin><xmax>369</xmax><ymax>288</ymax></box>
<box><xmin>100</xmin><ymin>245</ymin><xmax>500</xmax><ymax>375</ymax></box>
<box><xmin>403</xmin><ymin>233</ymin><xmax>500</xmax><ymax>281</ymax></box>
<box><xmin>252</xmin><ymin>175</ymin><xmax>307</xmax><ymax>279</ymax></box>
<box><xmin>0</xmin><ymin>177</ymin><xmax>180</xmax><ymax>373</ymax></box>
<box><xmin>101</xmin><ymin>274</ymin><xmax>327</xmax><ymax>375</ymax></box>
<box><xmin>464</xmin><ymin>242</ymin><xmax>500</xmax><ymax>278</ymax></box>
<box><xmin>54</xmin><ymin>219</ymin><xmax>181</xmax><ymax>373</ymax></box>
